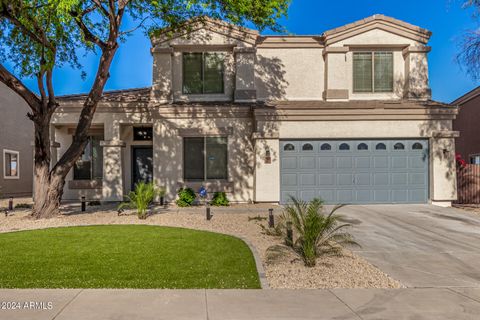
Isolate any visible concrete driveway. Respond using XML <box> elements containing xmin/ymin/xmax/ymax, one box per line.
<box><xmin>339</xmin><ymin>204</ymin><xmax>480</xmax><ymax>288</ymax></box>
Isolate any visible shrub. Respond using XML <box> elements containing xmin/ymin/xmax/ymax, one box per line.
<box><xmin>118</xmin><ymin>182</ymin><xmax>157</xmax><ymax>219</ymax></box>
<box><xmin>266</xmin><ymin>197</ymin><xmax>359</xmax><ymax>267</ymax></box>
<box><xmin>14</xmin><ymin>203</ymin><xmax>33</xmax><ymax>209</ymax></box>
<box><xmin>210</xmin><ymin>192</ymin><xmax>229</xmax><ymax>206</ymax></box>
<box><xmin>176</xmin><ymin>187</ymin><xmax>196</xmax><ymax>207</ymax></box>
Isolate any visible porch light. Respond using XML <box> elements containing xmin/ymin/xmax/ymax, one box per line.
<box><xmin>265</xmin><ymin>147</ymin><xmax>271</xmax><ymax>164</ymax></box>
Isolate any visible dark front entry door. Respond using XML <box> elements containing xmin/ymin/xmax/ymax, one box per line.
<box><xmin>132</xmin><ymin>147</ymin><xmax>153</xmax><ymax>190</ymax></box>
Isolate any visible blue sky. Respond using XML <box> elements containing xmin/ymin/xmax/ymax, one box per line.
<box><xmin>8</xmin><ymin>0</ymin><xmax>480</xmax><ymax>103</ymax></box>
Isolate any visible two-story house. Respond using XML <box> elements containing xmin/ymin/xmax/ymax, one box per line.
<box><xmin>53</xmin><ymin>15</ymin><xmax>458</xmax><ymax>206</ymax></box>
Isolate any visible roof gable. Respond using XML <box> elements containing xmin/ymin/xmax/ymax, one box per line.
<box><xmin>323</xmin><ymin>14</ymin><xmax>432</xmax><ymax>45</ymax></box>
<box><xmin>451</xmin><ymin>86</ymin><xmax>480</xmax><ymax>105</ymax></box>
<box><xmin>151</xmin><ymin>18</ymin><xmax>259</xmax><ymax>46</ymax></box>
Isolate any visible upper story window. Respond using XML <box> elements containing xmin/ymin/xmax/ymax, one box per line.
<box><xmin>3</xmin><ymin>149</ymin><xmax>19</xmax><ymax>179</ymax></box>
<box><xmin>74</xmin><ymin>135</ymin><xmax>104</xmax><ymax>180</ymax></box>
<box><xmin>353</xmin><ymin>52</ymin><xmax>393</xmax><ymax>93</ymax></box>
<box><xmin>182</xmin><ymin>52</ymin><xmax>224</xmax><ymax>94</ymax></box>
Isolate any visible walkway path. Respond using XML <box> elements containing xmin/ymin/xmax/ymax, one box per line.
<box><xmin>1</xmin><ymin>288</ymin><xmax>480</xmax><ymax>320</ymax></box>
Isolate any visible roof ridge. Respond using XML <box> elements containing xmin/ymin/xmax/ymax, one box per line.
<box><xmin>451</xmin><ymin>86</ymin><xmax>480</xmax><ymax>105</ymax></box>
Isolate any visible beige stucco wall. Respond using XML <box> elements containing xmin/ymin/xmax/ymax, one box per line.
<box><xmin>53</xmin><ymin>105</ymin><xmax>255</xmax><ymax>203</ymax></box>
<box><xmin>0</xmin><ymin>82</ymin><xmax>33</xmax><ymax>198</ymax></box>
<box><xmin>255</xmin><ymin>48</ymin><xmax>325</xmax><ymax>101</ymax></box>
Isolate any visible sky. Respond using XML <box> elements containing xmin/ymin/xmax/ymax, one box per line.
<box><xmin>6</xmin><ymin>0</ymin><xmax>480</xmax><ymax>103</ymax></box>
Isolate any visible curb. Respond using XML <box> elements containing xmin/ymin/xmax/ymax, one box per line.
<box><xmin>238</xmin><ymin>236</ymin><xmax>270</xmax><ymax>289</ymax></box>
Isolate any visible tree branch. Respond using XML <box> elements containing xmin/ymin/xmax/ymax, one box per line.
<box><xmin>71</xmin><ymin>9</ymin><xmax>108</xmax><ymax>50</ymax></box>
<box><xmin>0</xmin><ymin>63</ymin><xmax>41</xmax><ymax>112</ymax></box>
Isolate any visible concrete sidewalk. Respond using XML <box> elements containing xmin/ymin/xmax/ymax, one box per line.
<box><xmin>1</xmin><ymin>288</ymin><xmax>480</xmax><ymax>320</ymax></box>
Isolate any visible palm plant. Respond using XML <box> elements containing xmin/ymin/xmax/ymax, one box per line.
<box><xmin>118</xmin><ymin>182</ymin><xmax>158</xmax><ymax>219</ymax></box>
<box><xmin>267</xmin><ymin>197</ymin><xmax>359</xmax><ymax>267</ymax></box>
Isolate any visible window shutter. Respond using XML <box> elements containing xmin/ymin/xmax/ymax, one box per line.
<box><xmin>374</xmin><ymin>52</ymin><xmax>393</xmax><ymax>92</ymax></box>
<box><xmin>183</xmin><ymin>53</ymin><xmax>203</xmax><ymax>94</ymax></box>
<box><xmin>353</xmin><ymin>53</ymin><xmax>373</xmax><ymax>92</ymax></box>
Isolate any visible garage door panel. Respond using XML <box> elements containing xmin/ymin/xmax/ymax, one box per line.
<box><xmin>410</xmin><ymin>173</ymin><xmax>427</xmax><ymax>185</ymax></box>
<box><xmin>338</xmin><ymin>174</ymin><xmax>354</xmax><ymax>185</ymax></box>
<box><xmin>355</xmin><ymin>190</ymin><xmax>372</xmax><ymax>202</ymax></box>
<box><xmin>355</xmin><ymin>173</ymin><xmax>371</xmax><ymax>186</ymax></box>
<box><xmin>280</xmin><ymin>139</ymin><xmax>428</xmax><ymax>204</ymax></box>
<box><xmin>391</xmin><ymin>173</ymin><xmax>408</xmax><ymax>185</ymax></box>
<box><xmin>355</xmin><ymin>157</ymin><xmax>371</xmax><ymax>168</ymax></box>
<box><xmin>318</xmin><ymin>190</ymin><xmax>335</xmax><ymax>203</ymax></box>
<box><xmin>300</xmin><ymin>157</ymin><xmax>315</xmax><ymax>169</ymax></box>
<box><xmin>318</xmin><ymin>157</ymin><xmax>335</xmax><ymax>169</ymax></box>
<box><xmin>318</xmin><ymin>173</ymin><xmax>335</xmax><ymax>186</ymax></box>
<box><xmin>281</xmin><ymin>173</ymin><xmax>297</xmax><ymax>186</ymax></box>
<box><xmin>337</xmin><ymin>157</ymin><xmax>353</xmax><ymax>169</ymax></box>
<box><xmin>281</xmin><ymin>157</ymin><xmax>297</xmax><ymax>169</ymax></box>
<box><xmin>374</xmin><ymin>156</ymin><xmax>388</xmax><ymax>168</ymax></box>
<box><xmin>300</xmin><ymin>174</ymin><xmax>316</xmax><ymax>186</ymax></box>
<box><xmin>392</xmin><ymin>190</ymin><xmax>408</xmax><ymax>202</ymax></box>
<box><xmin>392</xmin><ymin>157</ymin><xmax>408</xmax><ymax>168</ymax></box>
<box><xmin>374</xmin><ymin>190</ymin><xmax>390</xmax><ymax>202</ymax></box>
<box><xmin>374</xmin><ymin>172</ymin><xmax>389</xmax><ymax>185</ymax></box>
<box><xmin>337</xmin><ymin>190</ymin><xmax>354</xmax><ymax>202</ymax></box>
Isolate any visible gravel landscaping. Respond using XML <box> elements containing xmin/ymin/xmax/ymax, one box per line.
<box><xmin>0</xmin><ymin>202</ymin><xmax>403</xmax><ymax>289</ymax></box>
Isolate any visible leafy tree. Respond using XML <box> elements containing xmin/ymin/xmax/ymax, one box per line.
<box><xmin>0</xmin><ymin>0</ymin><xmax>290</xmax><ymax>218</ymax></box>
<box><xmin>458</xmin><ymin>0</ymin><xmax>480</xmax><ymax>80</ymax></box>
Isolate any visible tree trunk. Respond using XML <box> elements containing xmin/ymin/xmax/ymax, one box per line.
<box><xmin>30</xmin><ymin>111</ymin><xmax>65</xmax><ymax>219</ymax></box>
<box><xmin>32</xmin><ymin>163</ymin><xmax>65</xmax><ymax>218</ymax></box>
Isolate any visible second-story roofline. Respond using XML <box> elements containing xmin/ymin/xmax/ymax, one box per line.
<box><xmin>150</xmin><ymin>14</ymin><xmax>432</xmax><ymax>48</ymax></box>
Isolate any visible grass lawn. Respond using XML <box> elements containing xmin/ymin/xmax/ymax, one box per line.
<box><xmin>0</xmin><ymin>225</ymin><xmax>261</xmax><ymax>289</ymax></box>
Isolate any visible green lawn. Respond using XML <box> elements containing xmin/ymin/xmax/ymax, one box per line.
<box><xmin>0</xmin><ymin>225</ymin><xmax>260</xmax><ymax>289</ymax></box>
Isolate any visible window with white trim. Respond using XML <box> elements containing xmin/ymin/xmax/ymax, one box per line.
<box><xmin>3</xmin><ymin>149</ymin><xmax>19</xmax><ymax>179</ymax></box>
<box><xmin>183</xmin><ymin>137</ymin><xmax>228</xmax><ymax>180</ymax></box>
<box><xmin>183</xmin><ymin>52</ymin><xmax>224</xmax><ymax>94</ymax></box>
<box><xmin>353</xmin><ymin>52</ymin><xmax>393</xmax><ymax>93</ymax></box>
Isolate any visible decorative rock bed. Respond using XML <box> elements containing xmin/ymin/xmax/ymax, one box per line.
<box><xmin>0</xmin><ymin>203</ymin><xmax>403</xmax><ymax>289</ymax></box>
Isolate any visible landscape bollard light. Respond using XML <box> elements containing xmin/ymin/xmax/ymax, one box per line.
<box><xmin>81</xmin><ymin>196</ymin><xmax>86</xmax><ymax>212</ymax></box>
<box><xmin>268</xmin><ymin>208</ymin><xmax>274</xmax><ymax>228</ymax></box>
<box><xmin>206</xmin><ymin>207</ymin><xmax>212</xmax><ymax>221</ymax></box>
<box><xmin>8</xmin><ymin>197</ymin><xmax>13</xmax><ymax>211</ymax></box>
<box><xmin>286</xmin><ymin>221</ymin><xmax>293</xmax><ymax>246</ymax></box>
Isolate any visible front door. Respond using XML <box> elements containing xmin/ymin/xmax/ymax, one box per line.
<box><xmin>132</xmin><ymin>147</ymin><xmax>153</xmax><ymax>190</ymax></box>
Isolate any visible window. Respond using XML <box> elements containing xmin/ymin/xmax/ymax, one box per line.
<box><xmin>133</xmin><ymin>127</ymin><xmax>152</xmax><ymax>141</ymax></box>
<box><xmin>183</xmin><ymin>52</ymin><xmax>224</xmax><ymax>94</ymax></box>
<box><xmin>376</xmin><ymin>143</ymin><xmax>387</xmax><ymax>150</ymax></box>
<box><xmin>3</xmin><ymin>150</ymin><xmax>19</xmax><ymax>179</ymax></box>
<box><xmin>74</xmin><ymin>135</ymin><xmax>104</xmax><ymax>180</ymax></box>
<box><xmin>184</xmin><ymin>137</ymin><xmax>228</xmax><ymax>180</ymax></box>
<box><xmin>471</xmin><ymin>155</ymin><xmax>480</xmax><ymax>165</ymax></box>
<box><xmin>394</xmin><ymin>143</ymin><xmax>405</xmax><ymax>150</ymax></box>
<box><xmin>357</xmin><ymin>143</ymin><xmax>369</xmax><ymax>150</ymax></box>
<box><xmin>353</xmin><ymin>52</ymin><xmax>393</xmax><ymax>93</ymax></box>
<box><xmin>302</xmin><ymin>143</ymin><xmax>313</xmax><ymax>151</ymax></box>
<box><xmin>320</xmin><ymin>143</ymin><xmax>332</xmax><ymax>151</ymax></box>
<box><xmin>283</xmin><ymin>144</ymin><xmax>295</xmax><ymax>151</ymax></box>
<box><xmin>412</xmin><ymin>142</ymin><xmax>423</xmax><ymax>150</ymax></box>
<box><xmin>339</xmin><ymin>143</ymin><xmax>350</xmax><ymax>151</ymax></box>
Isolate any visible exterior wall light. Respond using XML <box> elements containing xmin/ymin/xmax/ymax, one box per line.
<box><xmin>265</xmin><ymin>147</ymin><xmax>271</xmax><ymax>164</ymax></box>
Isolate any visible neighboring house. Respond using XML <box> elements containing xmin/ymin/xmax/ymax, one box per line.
<box><xmin>452</xmin><ymin>86</ymin><xmax>480</xmax><ymax>164</ymax></box>
<box><xmin>53</xmin><ymin>14</ymin><xmax>458</xmax><ymax>206</ymax></box>
<box><xmin>0</xmin><ymin>82</ymin><xmax>33</xmax><ymax>198</ymax></box>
